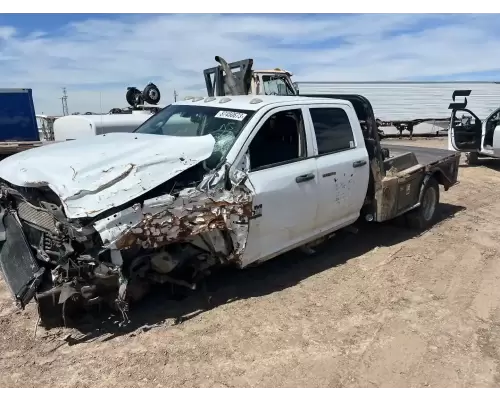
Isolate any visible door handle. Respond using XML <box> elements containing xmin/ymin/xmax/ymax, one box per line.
<box><xmin>295</xmin><ymin>173</ymin><xmax>315</xmax><ymax>183</ymax></box>
<box><xmin>353</xmin><ymin>160</ymin><xmax>367</xmax><ymax>168</ymax></box>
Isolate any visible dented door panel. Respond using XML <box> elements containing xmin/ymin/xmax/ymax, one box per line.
<box><xmin>304</xmin><ymin>104</ymin><xmax>370</xmax><ymax>230</ymax></box>
<box><xmin>314</xmin><ymin>148</ymin><xmax>369</xmax><ymax>229</ymax></box>
<box><xmin>240</xmin><ymin>158</ymin><xmax>319</xmax><ymax>265</ymax></box>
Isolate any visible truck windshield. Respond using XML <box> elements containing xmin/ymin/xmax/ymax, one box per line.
<box><xmin>134</xmin><ymin>104</ymin><xmax>254</xmax><ymax>167</ymax></box>
<box><xmin>262</xmin><ymin>75</ymin><xmax>296</xmax><ymax>96</ymax></box>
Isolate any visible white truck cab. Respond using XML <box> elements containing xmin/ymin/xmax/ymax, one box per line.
<box><xmin>203</xmin><ymin>95</ymin><xmax>371</xmax><ymax>265</ymax></box>
<box><xmin>448</xmin><ymin>89</ymin><xmax>500</xmax><ymax>164</ymax></box>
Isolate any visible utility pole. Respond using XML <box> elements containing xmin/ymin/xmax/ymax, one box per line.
<box><xmin>173</xmin><ymin>89</ymin><xmax>178</xmax><ymax>102</ymax></box>
<box><xmin>60</xmin><ymin>87</ymin><xmax>69</xmax><ymax>116</ymax></box>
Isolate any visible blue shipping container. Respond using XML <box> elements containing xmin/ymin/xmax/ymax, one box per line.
<box><xmin>0</xmin><ymin>88</ymin><xmax>39</xmax><ymax>142</ymax></box>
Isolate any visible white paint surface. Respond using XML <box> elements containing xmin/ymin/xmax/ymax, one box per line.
<box><xmin>491</xmin><ymin>126</ymin><xmax>500</xmax><ymax>157</ymax></box>
<box><xmin>0</xmin><ymin>131</ymin><xmax>215</xmax><ymax>219</ymax></box>
<box><xmin>53</xmin><ymin>113</ymin><xmax>152</xmax><ymax>141</ymax></box>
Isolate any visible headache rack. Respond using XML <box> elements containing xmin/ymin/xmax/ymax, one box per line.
<box><xmin>203</xmin><ymin>57</ymin><xmax>254</xmax><ymax>96</ymax></box>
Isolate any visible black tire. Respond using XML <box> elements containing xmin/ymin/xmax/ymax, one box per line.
<box><xmin>465</xmin><ymin>152</ymin><xmax>479</xmax><ymax>165</ymax></box>
<box><xmin>143</xmin><ymin>83</ymin><xmax>161</xmax><ymax>105</ymax></box>
<box><xmin>405</xmin><ymin>177</ymin><xmax>440</xmax><ymax>230</ymax></box>
<box><xmin>126</xmin><ymin>87</ymin><xmax>142</xmax><ymax>107</ymax></box>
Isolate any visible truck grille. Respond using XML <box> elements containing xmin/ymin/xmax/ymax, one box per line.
<box><xmin>17</xmin><ymin>201</ymin><xmax>57</xmax><ymax>233</ymax></box>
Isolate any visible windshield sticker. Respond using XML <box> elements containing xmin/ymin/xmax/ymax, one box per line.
<box><xmin>215</xmin><ymin>110</ymin><xmax>247</xmax><ymax>121</ymax></box>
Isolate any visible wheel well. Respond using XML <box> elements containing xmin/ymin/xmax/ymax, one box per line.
<box><xmin>428</xmin><ymin>169</ymin><xmax>450</xmax><ymax>190</ymax></box>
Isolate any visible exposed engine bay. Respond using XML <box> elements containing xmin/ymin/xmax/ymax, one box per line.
<box><xmin>0</xmin><ymin>140</ymin><xmax>254</xmax><ymax>328</ymax></box>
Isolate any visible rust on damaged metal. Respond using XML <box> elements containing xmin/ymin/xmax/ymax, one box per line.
<box><xmin>114</xmin><ymin>193</ymin><xmax>253</xmax><ymax>252</ymax></box>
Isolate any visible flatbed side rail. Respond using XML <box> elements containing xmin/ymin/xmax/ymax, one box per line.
<box><xmin>425</xmin><ymin>152</ymin><xmax>461</xmax><ymax>191</ymax></box>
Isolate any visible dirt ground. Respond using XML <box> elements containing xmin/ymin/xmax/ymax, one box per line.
<box><xmin>2</xmin><ymin>137</ymin><xmax>500</xmax><ymax>388</ymax></box>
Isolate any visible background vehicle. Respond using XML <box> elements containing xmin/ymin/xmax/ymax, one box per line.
<box><xmin>448</xmin><ymin>89</ymin><xmax>500</xmax><ymax>165</ymax></box>
<box><xmin>0</xmin><ymin>89</ymin><xmax>44</xmax><ymax>161</ymax></box>
<box><xmin>53</xmin><ymin>83</ymin><xmax>164</xmax><ymax>141</ymax></box>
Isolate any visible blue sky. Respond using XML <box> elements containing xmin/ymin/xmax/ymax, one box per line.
<box><xmin>1</xmin><ymin>13</ymin><xmax>499</xmax><ymax>115</ymax></box>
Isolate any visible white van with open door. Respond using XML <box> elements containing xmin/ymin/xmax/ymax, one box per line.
<box><xmin>448</xmin><ymin>89</ymin><xmax>500</xmax><ymax>165</ymax></box>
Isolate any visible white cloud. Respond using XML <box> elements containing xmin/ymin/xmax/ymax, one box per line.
<box><xmin>1</xmin><ymin>13</ymin><xmax>499</xmax><ymax>115</ymax></box>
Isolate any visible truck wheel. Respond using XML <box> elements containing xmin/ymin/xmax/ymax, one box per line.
<box><xmin>143</xmin><ymin>83</ymin><xmax>161</xmax><ymax>105</ymax></box>
<box><xmin>465</xmin><ymin>152</ymin><xmax>479</xmax><ymax>165</ymax></box>
<box><xmin>126</xmin><ymin>87</ymin><xmax>142</xmax><ymax>107</ymax></box>
<box><xmin>406</xmin><ymin>177</ymin><xmax>440</xmax><ymax>230</ymax></box>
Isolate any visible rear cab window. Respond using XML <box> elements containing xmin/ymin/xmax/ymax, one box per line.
<box><xmin>308</xmin><ymin>107</ymin><xmax>356</xmax><ymax>155</ymax></box>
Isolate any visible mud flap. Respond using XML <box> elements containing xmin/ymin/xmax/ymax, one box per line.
<box><xmin>0</xmin><ymin>211</ymin><xmax>45</xmax><ymax>308</ymax></box>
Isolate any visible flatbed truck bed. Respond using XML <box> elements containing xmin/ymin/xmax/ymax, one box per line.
<box><xmin>383</xmin><ymin>144</ymin><xmax>459</xmax><ymax>167</ymax></box>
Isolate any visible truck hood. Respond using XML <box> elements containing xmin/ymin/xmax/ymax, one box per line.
<box><xmin>0</xmin><ymin>132</ymin><xmax>216</xmax><ymax>219</ymax></box>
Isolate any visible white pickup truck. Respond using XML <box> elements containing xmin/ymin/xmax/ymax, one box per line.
<box><xmin>0</xmin><ymin>94</ymin><xmax>461</xmax><ymax>326</ymax></box>
<box><xmin>448</xmin><ymin>89</ymin><xmax>500</xmax><ymax>165</ymax></box>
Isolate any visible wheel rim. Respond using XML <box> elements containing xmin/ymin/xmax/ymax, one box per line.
<box><xmin>149</xmin><ymin>89</ymin><xmax>158</xmax><ymax>100</ymax></box>
<box><xmin>422</xmin><ymin>186</ymin><xmax>437</xmax><ymax>221</ymax></box>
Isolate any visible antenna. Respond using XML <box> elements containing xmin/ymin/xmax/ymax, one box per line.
<box><xmin>60</xmin><ymin>87</ymin><xmax>69</xmax><ymax>116</ymax></box>
<box><xmin>99</xmin><ymin>91</ymin><xmax>104</xmax><ymax>135</ymax></box>
<box><xmin>173</xmin><ymin>89</ymin><xmax>178</xmax><ymax>102</ymax></box>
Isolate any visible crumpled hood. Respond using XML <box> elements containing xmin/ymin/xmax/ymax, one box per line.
<box><xmin>0</xmin><ymin>132</ymin><xmax>216</xmax><ymax>219</ymax></box>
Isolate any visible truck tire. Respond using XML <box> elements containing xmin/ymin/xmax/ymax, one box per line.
<box><xmin>405</xmin><ymin>177</ymin><xmax>440</xmax><ymax>230</ymax></box>
<box><xmin>143</xmin><ymin>83</ymin><xmax>161</xmax><ymax>105</ymax></box>
<box><xmin>126</xmin><ymin>87</ymin><xmax>142</xmax><ymax>107</ymax></box>
<box><xmin>465</xmin><ymin>152</ymin><xmax>479</xmax><ymax>165</ymax></box>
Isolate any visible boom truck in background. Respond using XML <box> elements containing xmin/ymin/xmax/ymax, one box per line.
<box><xmin>52</xmin><ymin>82</ymin><xmax>164</xmax><ymax>141</ymax></box>
<box><xmin>202</xmin><ymin>56</ymin><xmax>452</xmax><ymax>139</ymax></box>
<box><xmin>0</xmin><ymin>55</ymin><xmax>461</xmax><ymax>327</ymax></box>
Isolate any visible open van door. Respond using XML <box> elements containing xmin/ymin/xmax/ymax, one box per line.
<box><xmin>448</xmin><ymin>90</ymin><xmax>482</xmax><ymax>152</ymax></box>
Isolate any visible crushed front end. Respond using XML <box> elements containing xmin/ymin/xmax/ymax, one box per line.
<box><xmin>0</xmin><ymin>168</ymin><xmax>253</xmax><ymax>327</ymax></box>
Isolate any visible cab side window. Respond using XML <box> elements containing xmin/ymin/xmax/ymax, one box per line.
<box><xmin>248</xmin><ymin>109</ymin><xmax>306</xmax><ymax>171</ymax></box>
<box><xmin>309</xmin><ymin>107</ymin><xmax>355</xmax><ymax>155</ymax></box>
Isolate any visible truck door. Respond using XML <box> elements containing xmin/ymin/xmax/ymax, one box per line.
<box><xmin>448</xmin><ymin>91</ymin><xmax>482</xmax><ymax>153</ymax></box>
<box><xmin>449</xmin><ymin>109</ymin><xmax>482</xmax><ymax>152</ymax></box>
<box><xmin>483</xmin><ymin>107</ymin><xmax>500</xmax><ymax>156</ymax></box>
<box><xmin>237</xmin><ymin>106</ymin><xmax>319</xmax><ymax>265</ymax></box>
<box><xmin>305</xmin><ymin>104</ymin><xmax>370</xmax><ymax>231</ymax></box>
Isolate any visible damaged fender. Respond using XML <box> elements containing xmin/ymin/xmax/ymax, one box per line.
<box><xmin>93</xmin><ymin>164</ymin><xmax>255</xmax><ymax>265</ymax></box>
<box><xmin>0</xmin><ymin>132</ymin><xmax>218</xmax><ymax>219</ymax></box>
<box><xmin>0</xmin><ymin>131</ymin><xmax>257</xmax><ymax>325</ymax></box>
